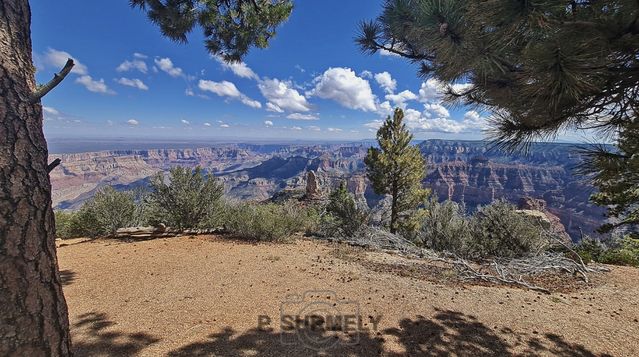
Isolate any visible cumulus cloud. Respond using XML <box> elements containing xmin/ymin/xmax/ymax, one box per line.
<box><xmin>76</xmin><ymin>75</ymin><xmax>115</xmax><ymax>94</ymax></box>
<box><xmin>264</xmin><ymin>120</ymin><xmax>273</xmax><ymax>127</ymax></box>
<box><xmin>419</xmin><ymin>78</ymin><xmax>473</xmax><ymax>103</ymax></box>
<box><xmin>241</xmin><ymin>97</ymin><xmax>262</xmax><ymax>109</ymax></box>
<box><xmin>259</xmin><ymin>78</ymin><xmax>311</xmax><ymax>112</ymax></box>
<box><xmin>462</xmin><ymin>110</ymin><xmax>489</xmax><ymax>130</ymax></box>
<box><xmin>133</xmin><ymin>53</ymin><xmax>147</xmax><ymax>59</ymax></box>
<box><xmin>154</xmin><ymin>57</ymin><xmax>184</xmax><ymax>77</ymax></box>
<box><xmin>116</xmin><ymin>59</ymin><xmax>148</xmax><ymax>74</ymax></box>
<box><xmin>286</xmin><ymin>113</ymin><xmax>318</xmax><ymax>120</ymax></box>
<box><xmin>327</xmin><ymin>127</ymin><xmax>343</xmax><ymax>132</ymax></box>
<box><xmin>290</xmin><ymin>126</ymin><xmax>302</xmax><ymax>131</ymax></box>
<box><xmin>385</xmin><ymin>90</ymin><xmax>417</xmax><ymax>107</ymax></box>
<box><xmin>41</xmin><ymin>48</ymin><xmax>88</xmax><ymax>75</ymax></box>
<box><xmin>220</xmin><ymin>124</ymin><xmax>230</xmax><ymax>128</ymax></box>
<box><xmin>203</xmin><ymin>122</ymin><xmax>212</xmax><ymax>127</ymax></box>
<box><xmin>181</xmin><ymin>119</ymin><xmax>190</xmax><ymax>125</ymax></box>
<box><xmin>199</xmin><ymin>79</ymin><xmax>262</xmax><ymax>108</ymax></box>
<box><xmin>116</xmin><ymin>77</ymin><xmax>148</xmax><ymax>90</ymax></box>
<box><xmin>214</xmin><ymin>56</ymin><xmax>258</xmax><ymax>80</ymax></box>
<box><xmin>308</xmin><ymin>125</ymin><xmax>321</xmax><ymax>131</ymax></box>
<box><xmin>423</xmin><ymin>103</ymin><xmax>450</xmax><ymax>119</ymax></box>
<box><xmin>266</xmin><ymin>102</ymin><xmax>284</xmax><ymax>113</ymax></box>
<box><xmin>127</xmin><ymin>119</ymin><xmax>139</xmax><ymax>126</ymax></box>
<box><xmin>374</xmin><ymin>72</ymin><xmax>397</xmax><ymax>93</ymax></box>
<box><xmin>309</xmin><ymin>67</ymin><xmax>376</xmax><ymax>112</ymax></box>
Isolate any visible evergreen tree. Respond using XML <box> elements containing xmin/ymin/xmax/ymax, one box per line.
<box><xmin>357</xmin><ymin>0</ymin><xmax>639</xmax><ymax>149</ymax></box>
<box><xmin>131</xmin><ymin>0</ymin><xmax>293</xmax><ymax>62</ymax></box>
<box><xmin>325</xmin><ymin>182</ymin><xmax>368</xmax><ymax>237</ymax></box>
<box><xmin>579</xmin><ymin>121</ymin><xmax>639</xmax><ymax>236</ymax></box>
<box><xmin>365</xmin><ymin>108</ymin><xmax>429</xmax><ymax>235</ymax></box>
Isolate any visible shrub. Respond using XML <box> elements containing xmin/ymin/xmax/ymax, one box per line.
<box><xmin>574</xmin><ymin>237</ymin><xmax>606</xmax><ymax>264</ymax></box>
<box><xmin>467</xmin><ymin>200</ymin><xmax>549</xmax><ymax>259</ymax></box>
<box><xmin>54</xmin><ymin>210</ymin><xmax>78</xmax><ymax>239</ymax></box>
<box><xmin>146</xmin><ymin>166</ymin><xmax>224</xmax><ymax>229</ymax></box>
<box><xmin>224</xmin><ymin>202</ymin><xmax>313</xmax><ymax>242</ymax></box>
<box><xmin>54</xmin><ymin>186</ymin><xmax>137</xmax><ymax>238</ymax></box>
<box><xmin>418</xmin><ymin>199</ymin><xmax>471</xmax><ymax>254</ymax></box>
<box><xmin>321</xmin><ymin>182</ymin><xmax>368</xmax><ymax>237</ymax></box>
<box><xmin>598</xmin><ymin>236</ymin><xmax>639</xmax><ymax>267</ymax></box>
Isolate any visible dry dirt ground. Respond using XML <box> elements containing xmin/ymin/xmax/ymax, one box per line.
<box><xmin>56</xmin><ymin>235</ymin><xmax>639</xmax><ymax>357</ymax></box>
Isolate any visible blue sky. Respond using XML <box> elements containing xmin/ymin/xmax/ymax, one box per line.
<box><xmin>31</xmin><ymin>0</ymin><xmax>586</xmax><ymax>142</ymax></box>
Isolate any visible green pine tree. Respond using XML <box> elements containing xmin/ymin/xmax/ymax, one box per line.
<box><xmin>131</xmin><ymin>0</ymin><xmax>293</xmax><ymax>62</ymax></box>
<box><xmin>365</xmin><ymin>108</ymin><xmax>429</xmax><ymax>235</ymax></box>
<box><xmin>579</xmin><ymin>121</ymin><xmax>639</xmax><ymax>236</ymax></box>
<box><xmin>357</xmin><ymin>0</ymin><xmax>638</xmax><ymax>149</ymax></box>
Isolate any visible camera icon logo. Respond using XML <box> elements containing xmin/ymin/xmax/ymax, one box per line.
<box><xmin>280</xmin><ymin>290</ymin><xmax>361</xmax><ymax>350</ymax></box>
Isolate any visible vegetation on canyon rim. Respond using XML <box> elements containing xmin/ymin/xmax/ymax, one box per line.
<box><xmin>2</xmin><ymin>0</ymin><xmax>639</xmax><ymax>354</ymax></box>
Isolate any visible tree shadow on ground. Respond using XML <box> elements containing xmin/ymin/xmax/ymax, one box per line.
<box><xmin>58</xmin><ymin>269</ymin><xmax>76</xmax><ymax>286</ymax></box>
<box><xmin>72</xmin><ymin>312</ymin><xmax>160</xmax><ymax>356</ymax></box>
<box><xmin>167</xmin><ymin>309</ymin><xmax>609</xmax><ymax>357</ymax></box>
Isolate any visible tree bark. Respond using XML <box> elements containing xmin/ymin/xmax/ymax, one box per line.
<box><xmin>0</xmin><ymin>1</ymin><xmax>72</xmax><ymax>356</ymax></box>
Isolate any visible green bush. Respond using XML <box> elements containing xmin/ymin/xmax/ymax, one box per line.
<box><xmin>146</xmin><ymin>166</ymin><xmax>224</xmax><ymax>229</ymax></box>
<box><xmin>467</xmin><ymin>200</ymin><xmax>549</xmax><ymax>259</ymax></box>
<box><xmin>224</xmin><ymin>202</ymin><xmax>314</xmax><ymax>242</ymax></box>
<box><xmin>598</xmin><ymin>236</ymin><xmax>639</xmax><ymax>267</ymax></box>
<box><xmin>418</xmin><ymin>199</ymin><xmax>471</xmax><ymax>254</ymax></box>
<box><xmin>54</xmin><ymin>186</ymin><xmax>137</xmax><ymax>238</ymax></box>
<box><xmin>574</xmin><ymin>238</ymin><xmax>606</xmax><ymax>264</ymax></box>
<box><xmin>321</xmin><ymin>182</ymin><xmax>368</xmax><ymax>237</ymax></box>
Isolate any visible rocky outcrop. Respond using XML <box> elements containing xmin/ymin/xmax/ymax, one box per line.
<box><xmin>517</xmin><ymin>197</ymin><xmax>572</xmax><ymax>244</ymax></box>
<box><xmin>305</xmin><ymin>170</ymin><xmax>321</xmax><ymax>200</ymax></box>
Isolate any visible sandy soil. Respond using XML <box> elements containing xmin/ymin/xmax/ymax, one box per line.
<box><xmin>56</xmin><ymin>235</ymin><xmax>639</xmax><ymax>356</ymax></box>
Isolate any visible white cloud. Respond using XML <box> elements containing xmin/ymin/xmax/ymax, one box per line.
<box><xmin>385</xmin><ymin>90</ymin><xmax>417</xmax><ymax>107</ymax></box>
<box><xmin>185</xmin><ymin>88</ymin><xmax>195</xmax><ymax>96</ymax></box>
<box><xmin>374</xmin><ymin>72</ymin><xmax>397</xmax><ymax>93</ymax></box>
<box><xmin>309</xmin><ymin>67</ymin><xmax>376</xmax><ymax>112</ymax></box>
<box><xmin>127</xmin><ymin>119</ymin><xmax>139</xmax><ymax>126</ymax></box>
<box><xmin>327</xmin><ymin>127</ymin><xmax>343</xmax><ymax>132</ymax></box>
<box><xmin>42</xmin><ymin>106</ymin><xmax>59</xmax><ymax>116</ymax></box>
<box><xmin>76</xmin><ymin>75</ymin><xmax>115</xmax><ymax>94</ymax></box>
<box><xmin>133</xmin><ymin>52</ymin><xmax>148</xmax><ymax>59</ymax></box>
<box><xmin>423</xmin><ymin>103</ymin><xmax>450</xmax><ymax>118</ymax></box>
<box><xmin>181</xmin><ymin>119</ymin><xmax>190</xmax><ymax>125</ymax></box>
<box><xmin>462</xmin><ymin>110</ymin><xmax>489</xmax><ymax>130</ymax></box>
<box><xmin>198</xmin><ymin>79</ymin><xmax>261</xmax><ymax>108</ymax></box>
<box><xmin>264</xmin><ymin>120</ymin><xmax>273</xmax><ymax>127</ymax></box>
<box><xmin>204</xmin><ymin>122</ymin><xmax>212</xmax><ymax>127</ymax></box>
<box><xmin>220</xmin><ymin>124</ymin><xmax>230</xmax><ymax>128</ymax></box>
<box><xmin>214</xmin><ymin>56</ymin><xmax>258</xmax><ymax>80</ymax></box>
<box><xmin>116</xmin><ymin>59</ymin><xmax>148</xmax><ymax>74</ymax></box>
<box><xmin>419</xmin><ymin>78</ymin><xmax>473</xmax><ymax>103</ymax></box>
<box><xmin>308</xmin><ymin>125</ymin><xmax>321</xmax><ymax>131</ymax></box>
<box><xmin>290</xmin><ymin>126</ymin><xmax>302</xmax><ymax>131</ymax></box>
<box><xmin>259</xmin><ymin>78</ymin><xmax>311</xmax><ymax>112</ymax></box>
<box><xmin>266</xmin><ymin>102</ymin><xmax>284</xmax><ymax>113</ymax></box>
<box><xmin>287</xmin><ymin>113</ymin><xmax>318</xmax><ymax>120</ymax></box>
<box><xmin>116</xmin><ymin>77</ymin><xmax>148</xmax><ymax>90</ymax></box>
<box><xmin>154</xmin><ymin>57</ymin><xmax>184</xmax><ymax>77</ymax></box>
<box><xmin>241</xmin><ymin>97</ymin><xmax>262</xmax><ymax>109</ymax></box>
<box><xmin>360</xmin><ymin>70</ymin><xmax>373</xmax><ymax>79</ymax></box>
<box><xmin>42</xmin><ymin>48</ymin><xmax>88</xmax><ymax>75</ymax></box>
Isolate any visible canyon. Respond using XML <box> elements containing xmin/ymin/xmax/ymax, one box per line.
<box><xmin>49</xmin><ymin>140</ymin><xmax>606</xmax><ymax>241</ymax></box>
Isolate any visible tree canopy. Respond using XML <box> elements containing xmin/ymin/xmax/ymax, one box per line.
<box><xmin>365</xmin><ymin>108</ymin><xmax>428</xmax><ymax>235</ymax></box>
<box><xmin>131</xmin><ymin>0</ymin><xmax>293</xmax><ymax>62</ymax></box>
<box><xmin>357</xmin><ymin>0</ymin><xmax>639</xmax><ymax>149</ymax></box>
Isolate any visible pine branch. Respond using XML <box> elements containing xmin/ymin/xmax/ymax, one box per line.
<box><xmin>31</xmin><ymin>59</ymin><xmax>74</xmax><ymax>103</ymax></box>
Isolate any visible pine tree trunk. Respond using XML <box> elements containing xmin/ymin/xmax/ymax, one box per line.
<box><xmin>0</xmin><ymin>1</ymin><xmax>72</xmax><ymax>356</ymax></box>
<box><xmin>390</xmin><ymin>180</ymin><xmax>398</xmax><ymax>234</ymax></box>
